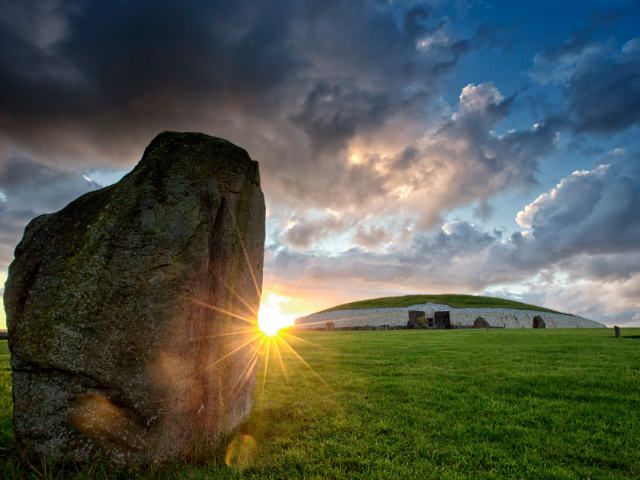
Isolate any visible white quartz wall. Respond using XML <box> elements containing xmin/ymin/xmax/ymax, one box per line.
<box><xmin>296</xmin><ymin>303</ymin><xmax>605</xmax><ymax>329</ymax></box>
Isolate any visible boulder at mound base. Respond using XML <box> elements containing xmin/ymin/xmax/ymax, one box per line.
<box><xmin>4</xmin><ymin>132</ymin><xmax>265</xmax><ymax>465</ymax></box>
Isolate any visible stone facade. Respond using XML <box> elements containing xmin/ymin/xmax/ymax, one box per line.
<box><xmin>296</xmin><ymin>303</ymin><xmax>605</xmax><ymax>329</ymax></box>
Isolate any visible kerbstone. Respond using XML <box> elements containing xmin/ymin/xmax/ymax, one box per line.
<box><xmin>298</xmin><ymin>303</ymin><xmax>605</xmax><ymax>329</ymax></box>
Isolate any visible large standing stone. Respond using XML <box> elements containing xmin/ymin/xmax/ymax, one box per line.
<box><xmin>407</xmin><ymin>310</ymin><xmax>427</xmax><ymax>329</ymax></box>
<box><xmin>4</xmin><ymin>132</ymin><xmax>265</xmax><ymax>465</ymax></box>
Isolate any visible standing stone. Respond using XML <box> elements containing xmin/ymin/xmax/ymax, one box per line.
<box><xmin>614</xmin><ymin>325</ymin><xmax>621</xmax><ymax>337</ymax></box>
<box><xmin>473</xmin><ymin>317</ymin><xmax>490</xmax><ymax>328</ymax></box>
<box><xmin>4</xmin><ymin>132</ymin><xmax>265</xmax><ymax>465</ymax></box>
<box><xmin>407</xmin><ymin>310</ymin><xmax>427</xmax><ymax>329</ymax></box>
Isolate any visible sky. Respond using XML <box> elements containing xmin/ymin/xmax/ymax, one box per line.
<box><xmin>1</xmin><ymin>0</ymin><xmax>639</xmax><ymax>329</ymax></box>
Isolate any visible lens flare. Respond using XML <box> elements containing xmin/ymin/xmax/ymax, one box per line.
<box><xmin>258</xmin><ymin>292</ymin><xmax>296</xmax><ymax>336</ymax></box>
<box><xmin>225</xmin><ymin>433</ymin><xmax>257</xmax><ymax>470</ymax></box>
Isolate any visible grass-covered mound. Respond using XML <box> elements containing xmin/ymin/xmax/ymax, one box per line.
<box><xmin>318</xmin><ymin>294</ymin><xmax>562</xmax><ymax>314</ymax></box>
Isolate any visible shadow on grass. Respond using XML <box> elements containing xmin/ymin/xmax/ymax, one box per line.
<box><xmin>1</xmin><ymin>438</ymin><xmax>232</xmax><ymax>480</ymax></box>
<box><xmin>0</xmin><ymin>403</ymin><xmax>311</xmax><ymax>480</ymax></box>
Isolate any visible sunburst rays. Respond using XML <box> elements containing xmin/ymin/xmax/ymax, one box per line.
<box><xmin>187</xmin><ymin>292</ymin><xmax>326</xmax><ymax>399</ymax></box>
<box><xmin>182</xmin><ymin>206</ymin><xmax>326</xmax><ymax>408</ymax></box>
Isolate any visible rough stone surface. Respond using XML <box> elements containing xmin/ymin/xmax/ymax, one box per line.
<box><xmin>473</xmin><ymin>317</ymin><xmax>490</xmax><ymax>328</ymax></box>
<box><xmin>407</xmin><ymin>310</ymin><xmax>427</xmax><ymax>329</ymax></box>
<box><xmin>5</xmin><ymin>132</ymin><xmax>265</xmax><ymax>465</ymax></box>
<box><xmin>297</xmin><ymin>303</ymin><xmax>606</xmax><ymax>329</ymax></box>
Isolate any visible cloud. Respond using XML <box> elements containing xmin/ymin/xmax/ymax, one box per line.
<box><xmin>0</xmin><ymin>2</ymin><xmax>562</xmax><ymax>262</ymax></box>
<box><xmin>0</xmin><ymin>1</ymin><xmax>475</xmax><ymax>162</ymax></box>
<box><xmin>281</xmin><ymin>213</ymin><xmax>350</xmax><ymax>250</ymax></box>
<box><xmin>0</xmin><ymin>1</ymin><xmax>506</xmax><ymax>218</ymax></box>
<box><xmin>567</xmin><ymin>42</ymin><xmax>640</xmax><ymax>133</ymax></box>
<box><xmin>354</xmin><ymin>226</ymin><xmax>392</xmax><ymax>250</ymax></box>
<box><xmin>386</xmin><ymin>82</ymin><xmax>558</xmax><ymax>226</ymax></box>
<box><xmin>484</xmin><ymin>270</ymin><xmax>640</xmax><ymax>326</ymax></box>
<box><xmin>2</xmin><ymin>3</ymin><xmax>638</xmax><ymax>328</ymax></box>
<box><xmin>0</xmin><ymin>0</ymin><xmax>76</xmax><ymax>51</ymax></box>
<box><xmin>267</xmin><ymin>153</ymin><xmax>640</xmax><ymax>324</ymax></box>
<box><xmin>0</xmin><ymin>0</ymin><xmax>304</xmax><ymax>166</ymax></box>
<box><xmin>513</xmin><ymin>154</ymin><xmax>640</xmax><ymax>265</ymax></box>
<box><xmin>531</xmin><ymin>37</ymin><xmax>640</xmax><ymax>133</ymax></box>
<box><xmin>292</xmin><ymin>81</ymin><xmax>393</xmax><ymax>153</ymax></box>
<box><xmin>268</xmin><ymin>79</ymin><xmax>562</xmax><ymax>251</ymax></box>
<box><xmin>0</xmin><ymin>156</ymin><xmax>99</xmax><ymax>267</ymax></box>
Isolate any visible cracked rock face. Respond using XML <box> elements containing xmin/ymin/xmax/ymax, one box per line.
<box><xmin>4</xmin><ymin>132</ymin><xmax>265</xmax><ymax>465</ymax></box>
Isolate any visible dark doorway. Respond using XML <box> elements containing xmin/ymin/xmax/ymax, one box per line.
<box><xmin>474</xmin><ymin>317</ymin><xmax>490</xmax><ymax>328</ymax></box>
<box><xmin>325</xmin><ymin>321</ymin><xmax>335</xmax><ymax>331</ymax></box>
<box><xmin>532</xmin><ymin>316</ymin><xmax>546</xmax><ymax>328</ymax></box>
<box><xmin>434</xmin><ymin>311</ymin><xmax>451</xmax><ymax>329</ymax></box>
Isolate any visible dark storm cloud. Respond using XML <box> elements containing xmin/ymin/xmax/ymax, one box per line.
<box><xmin>0</xmin><ymin>0</ymin><xmax>303</xmax><ymax>163</ymax></box>
<box><xmin>0</xmin><ymin>0</ymin><xmax>485</xmax><ymax>164</ymax></box>
<box><xmin>0</xmin><ymin>156</ymin><xmax>99</xmax><ymax>266</ymax></box>
<box><xmin>0</xmin><ymin>0</ymin><xmax>505</xmax><ymax>232</ymax></box>
<box><xmin>566</xmin><ymin>42</ymin><xmax>640</xmax><ymax>133</ymax></box>
<box><xmin>292</xmin><ymin>81</ymin><xmax>393</xmax><ymax>153</ymax></box>
<box><xmin>531</xmin><ymin>36</ymin><xmax>640</xmax><ymax>134</ymax></box>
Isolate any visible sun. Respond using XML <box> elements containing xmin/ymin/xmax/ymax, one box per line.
<box><xmin>258</xmin><ymin>292</ymin><xmax>296</xmax><ymax>336</ymax></box>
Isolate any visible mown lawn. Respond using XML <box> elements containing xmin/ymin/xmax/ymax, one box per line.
<box><xmin>1</xmin><ymin>328</ymin><xmax>639</xmax><ymax>479</ymax></box>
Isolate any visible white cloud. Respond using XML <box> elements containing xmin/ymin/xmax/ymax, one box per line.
<box><xmin>457</xmin><ymin>82</ymin><xmax>504</xmax><ymax>113</ymax></box>
<box><xmin>515</xmin><ymin>165</ymin><xmax>609</xmax><ymax>229</ymax></box>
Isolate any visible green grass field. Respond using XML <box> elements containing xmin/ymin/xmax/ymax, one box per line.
<box><xmin>1</xmin><ymin>329</ymin><xmax>639</xmax><ymax>479</ymax></box>
<box><xmin>317</xmin><ymin>294</ymin><xmax>562</xmax><ymax>314</ymax></box>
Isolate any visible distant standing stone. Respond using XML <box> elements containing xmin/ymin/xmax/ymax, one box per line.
<box><xmin>4</xmin><ymin>132</ymin><xmax>265</xmax><ymax>465</ymax></box>
<box><xmin>407</xmin><ymin>310</ymin><xmax>427</xmax><ymax>329</ymax></box>
<box><xmin>473</xmin><ymin>317</ymin><xmax>489</xmax><ymax>329</ymax></box>
<box><xmin>614</xmin><ymin>326</ymin><xmax>621</xmax><ymax>337</ymax></box>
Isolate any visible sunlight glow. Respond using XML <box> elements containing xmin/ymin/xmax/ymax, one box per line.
<box><xmin>258</xmin><ymin>292</ymin><xmax>296</xmax><ymax>336</ymax></box>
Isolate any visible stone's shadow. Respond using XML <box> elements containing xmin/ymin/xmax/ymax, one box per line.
<box><xmin>621</xmin><ymin>335</ymin><xmax>640</xmax><ymax>339</ymax></box>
